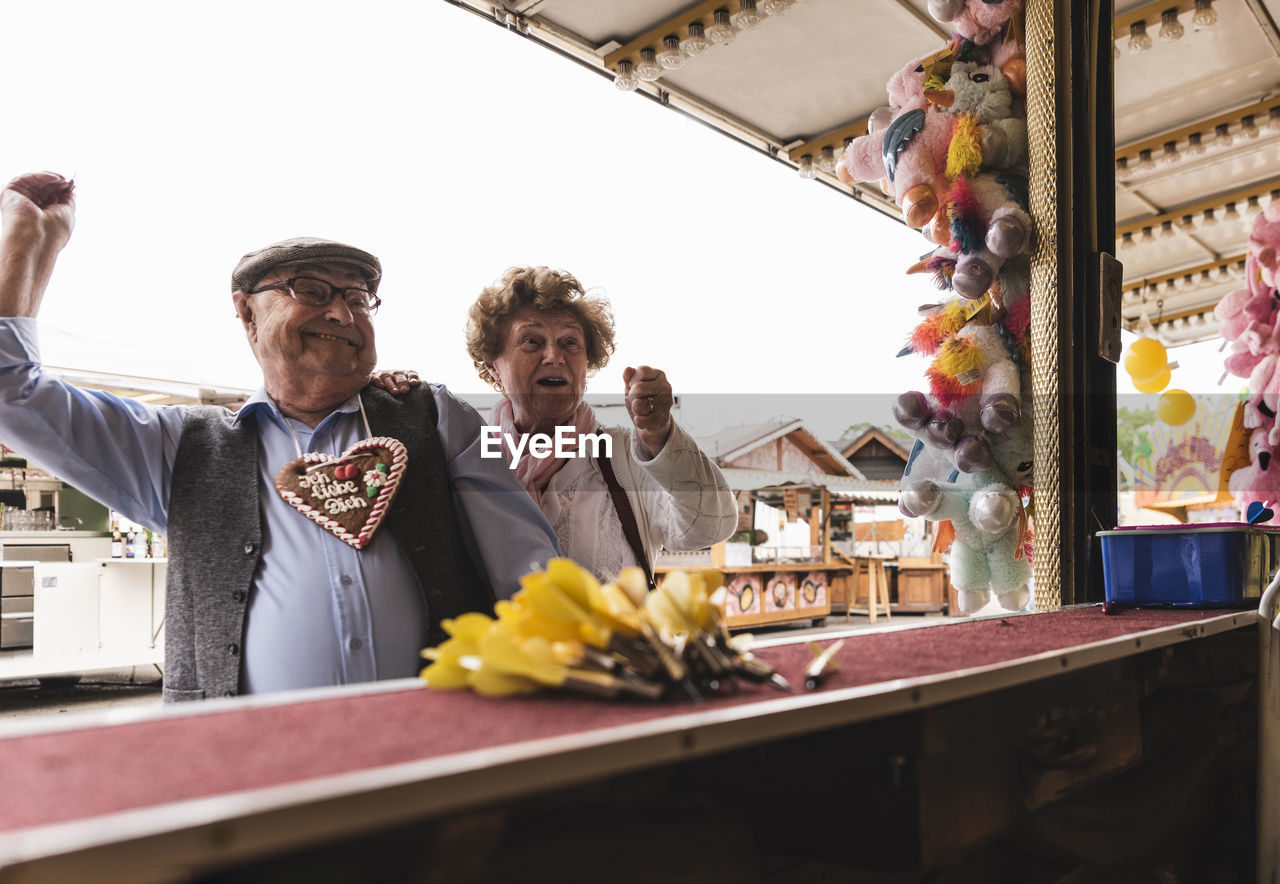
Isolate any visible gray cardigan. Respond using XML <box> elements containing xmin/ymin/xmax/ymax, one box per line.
<box><xmin>162</xmin><ymin>385</ymin><xmax>489</xmax><ymax>702</ymax></box>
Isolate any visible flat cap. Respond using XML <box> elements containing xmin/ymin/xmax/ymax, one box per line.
<box><xmin>232</xmin><ymin>237</ymin><xmax>382</xmax><ymax>294</ymax></box>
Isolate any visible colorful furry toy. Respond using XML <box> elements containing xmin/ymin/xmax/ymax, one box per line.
<box><xmin>943</xmin><ymin>172</ymin><xmax>1031</xmax><ymax>298</ymax></box>
<box><xmin>837</xmin><ymin>56</ymin><xmax>954</xmax><ymax>230</ymax></box>
<box><xmin>1227</xmin><ymin>428</ymin><xmax>1280</xmax><ymax>524</ymax></box>
<box><xmin>898</xmin><ymin>412</ymin><xmax>1034</xmax><ymax>612</ymax></box>
<box><xmin>928</xmin><ymin>0</ymin><xmax>1027</xmax><ymax>94</ymax></box>
<box><xmin>1217</xmin><ymin>204</ymin><xmax>1280</xmax><ymax>381</ymax></box>
<box><xmin>837</xmin><ymin>55</ymin><xmax>1028</xmax><ymax>249</ymax></box>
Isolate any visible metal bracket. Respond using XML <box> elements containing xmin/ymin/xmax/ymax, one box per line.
<box><xmin>1098</xmin><ymin>252</ymin><xmax>1123</xmax><ymax>363</ymax></box>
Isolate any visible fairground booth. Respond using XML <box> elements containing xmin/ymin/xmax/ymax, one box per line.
<box><xmin>1</xmin><ymin>1</ymin><xmax>1279</xmax><ymax>882</ymax></box>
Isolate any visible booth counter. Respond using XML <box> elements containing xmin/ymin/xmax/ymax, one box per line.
<box><xmin>0</xmin><ymin>606</ymin><xmax>1256</xmax><ymax>882</ymax></box>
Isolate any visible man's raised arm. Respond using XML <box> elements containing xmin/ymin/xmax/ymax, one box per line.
<box><xmin>0</xmin><ymin>172</ymin><xmax>76</xmax><ymax>318</ymax></box>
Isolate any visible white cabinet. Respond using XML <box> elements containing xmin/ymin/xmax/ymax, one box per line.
<box><xmin>0</xmin><ymin>559</ymin><xmax>165</xmax><ymax>681</ymax></box>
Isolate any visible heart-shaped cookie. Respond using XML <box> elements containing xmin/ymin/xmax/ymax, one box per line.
<box><xmin>274</xmin><ymin>437</ymin><xmax>408</xmax><ymax>550</ymax></box>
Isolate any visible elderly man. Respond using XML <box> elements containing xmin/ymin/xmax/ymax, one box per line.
<box><xmin>0</xmin><ymin>171</ymin><xmax>559</xmax><ymax>701</ymax></box>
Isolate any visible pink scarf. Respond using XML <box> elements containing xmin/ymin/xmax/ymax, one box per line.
<box><xmin>491</xmin><ymin>397</ymin><xmax>598</xmax><ymax>505</ymax></box>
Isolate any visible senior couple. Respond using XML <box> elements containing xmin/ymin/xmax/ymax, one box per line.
<box><xmin>0</xmin><ymin>171</ymin><xmax>736</xmax><ymax>701</ymax></box>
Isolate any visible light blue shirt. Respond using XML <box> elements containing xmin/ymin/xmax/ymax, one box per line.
<box><xmin>0</xmin><ymin>317</ymin><xmax>559</xmax><ymax>692</ymax></box>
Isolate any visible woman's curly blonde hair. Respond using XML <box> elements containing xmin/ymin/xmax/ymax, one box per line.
<box><xmin>466</xmin><ymin>266</ymin><xmax>616</xmax><ymax>390</ymax></box>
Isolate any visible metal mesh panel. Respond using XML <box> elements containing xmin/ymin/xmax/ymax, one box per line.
<box><xmin>1026</xmin><ymin>0</ymin><xmax>1061</xmax><ymax>610</ymax></box>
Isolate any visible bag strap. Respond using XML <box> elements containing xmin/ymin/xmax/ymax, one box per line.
<box><xmin>596</xmin><ymin>452</ymin><xmax>656</xmax><ymax>589</ymax></box>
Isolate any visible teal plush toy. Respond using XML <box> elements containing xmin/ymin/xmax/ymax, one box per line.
<box><xmin>898</xmin><ymin>398</ymin><xmax>1034</xmax><ymax>613</ymax></box>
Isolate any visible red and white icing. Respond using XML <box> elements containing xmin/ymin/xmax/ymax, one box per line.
<box><xmin>274</xmin><ymin>437</ymin><xmax>408</xmax><ymax>550</ymax></box>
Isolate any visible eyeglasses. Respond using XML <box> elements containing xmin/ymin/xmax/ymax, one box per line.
<box><xmin>247</xmin><ymin>276</ymin><xmax>382</xmax><ymax>316</ymax></box>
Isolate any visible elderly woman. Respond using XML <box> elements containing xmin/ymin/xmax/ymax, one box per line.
<box><xmin>465</xmin><ymin>265</ymin><xmax>737</xmax><ymax>583</ymax></box>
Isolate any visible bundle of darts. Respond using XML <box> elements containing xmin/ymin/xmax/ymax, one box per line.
<box><xmin>420</xmin><ymin>558</ymin><xmax>791</xmax><ymax>701</ymax></box>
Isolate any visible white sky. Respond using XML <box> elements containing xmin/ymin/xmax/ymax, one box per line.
<box><xmin>1</xmin><ymin>1</ymin><xmax>1238</xmax><ymax>440</ymax></box>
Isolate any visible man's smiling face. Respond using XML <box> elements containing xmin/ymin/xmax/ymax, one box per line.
<box><xmin>236</xmin><ymin>261</ymin><xmax>377</xmax><ymax>401</ymax></box>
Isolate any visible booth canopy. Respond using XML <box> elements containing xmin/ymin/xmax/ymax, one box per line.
<box><xmin>450</xmin><ymin>0</ymin><xmax>1280</xmax><ymax>348</ymax></box>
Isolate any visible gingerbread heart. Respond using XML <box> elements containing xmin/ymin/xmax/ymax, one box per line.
<box><xmin>274</xmin><ymin>437</ymin><xmax>408</xmax><ymax>550</ymax></box>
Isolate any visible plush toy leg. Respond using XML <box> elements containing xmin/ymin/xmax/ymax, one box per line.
<box><xmin>981</xmin><ymin>392</ymin><xmax>1020</xmax><ymax>433</ymax></box>
<box><xmin>956</xmin><ymin>588</ymin><xmax>992</xmax><ymax>613</ymax></box>
<box><xmin>951</xmin><ymin>540</ymin><xmax>992</xmax><ymax>592</ymax></box>
<box><xmin>985</xmin><ymin>207</ymin><xmax>1029</xmax><ymax>259</ymax></box>
<box><xmin>903</xmin><ymin>184</ymin><xmax>941</xmax><ymax>230</ymax></box>
<box><xmin>952</xmin><ymin>257</ymin><xmax>994</xmax><ymax>299</ymax></box>
<box><xmin>993</xmin><ymin>585</ymin><xmax>1030</xmax><ymax>611</ymax></box>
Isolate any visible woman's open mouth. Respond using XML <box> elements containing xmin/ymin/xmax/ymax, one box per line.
<box><xmin>536</xmin><ymin>378</ymin><xmax>569</xmax><ymax>387</ymax></box>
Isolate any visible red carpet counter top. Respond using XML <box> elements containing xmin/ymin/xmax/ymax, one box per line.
<box><xmin>0</xmin><ymin>607</ymin><xmax>1253</xmax><ymax>881</ymax></box>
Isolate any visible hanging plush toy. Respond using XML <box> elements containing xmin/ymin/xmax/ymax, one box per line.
<box><xmin>1227</xmin><ymin>428</ymin><xmax>1280</xmax><ymax>525</ymax></box>
<box><xmin>861</xmin><ymin>0</ymin><xmax>1034</xmax><ymax>611</ymax></box>
<box><xmin>1216</xmin><ymin>204</ymin><xmax>1280</xmax><ymax>520</ymax></box>
<box><xmin>838</xmin><ymin>53</ymin><xmax>1029</xmax><ymax>251</ymax></box>
<box><xmin>927</xmin><ymin>0</ymin><xmax>1027</xmax><ymax>94</ymax></box>
<box><xmin>942</xmin><ymin>172</ymin><xmax>1031</xmax><ymax>298</ymax></box>
<box><xmin>837</xmin><ymin>51</ymin><xmax>956</xmax><ymax>231</ymax></box>
<box><xmin>1217</xmin><ymin>203</ymin><xmax>1280</xmax><ymax>381</ymax></box>
<box><xmin>898</xmin><ymin>410</ymin><xmax>1034</xmax><ymax>612</ymax></box>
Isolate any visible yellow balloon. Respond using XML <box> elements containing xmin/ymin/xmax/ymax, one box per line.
<box><xmin>1157</xmin><ymin>389</ymin><xmax>1196</xmax><ymax>426</ymax></box>
<box><xmin>1132</xmin><ymin>366</ymin><xmax>1171</xmax><ymax>393</ymax></box>
<box><xmin>1124</xmin><ymin>338</ymin><xmax>1168</xmax><ymax>382</ymax></box>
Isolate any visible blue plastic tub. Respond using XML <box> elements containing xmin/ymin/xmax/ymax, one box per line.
<box><xmin>1097</xmin><ymin>524</ymin><xmax>1280</xmax><ymax>607</ymax></box>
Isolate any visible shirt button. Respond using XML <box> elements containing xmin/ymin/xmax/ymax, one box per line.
<box><xmin>340</xmin><ymin>574</ymin><xmax>353</xmax><ymax>586</ymax></box>
<box><xmin>228</xmin><ymin>642</ymin><xmax>239</xmax><ymax>655</ymax></box>
<box><xmin>243</xmin><ymin>542</ymin><xmax>257</xmax><ymax>556</ymax></box>
<box><xmin>232</xmin><ymin>590</ymin><xmax>246</xmax><ymax>603</ymax></box>
<box><xmin>350</xmin><ymin>638</ymin><xmax>363</xmax><ymax>651</ymax></box>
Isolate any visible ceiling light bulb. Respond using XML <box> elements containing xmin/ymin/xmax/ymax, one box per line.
<box><xmin>1199</xmin><ymin>269</ymin><xmax>1213</xmax><ymax>287</ymax></box>
<box><xmin>1159</xmin><ymin>8</ymin><xmax>1185</xmax><ymax>41</ymax></box>
<box><xmin>1247</xmin><ymin>195</ymin><xmax>1264</xmax><ymax>219</ymax></box>
<box><xmin>1269</xmin><ymin>107</ymin><xmax>1280</xmax><ymax>133</ymax></box>
<box><xmin>708</xmin><ymin>8</ymin><xmax>738</xmax><ymax>44</ymax></box>
<box><xmin>635</xmin><ymin>47</ymin><xmax>662</xmax><ymax>81</ymax></box>
<box><xmin>1201</xmin><ymin>207</ymin><xmax>1217</xmax><ymax>227</ymax></box>
<box><xmin>1179</xmin><ymin>214</ymin><xmax>1195</xmax><ymax>231</ymax></box>
<box><xmin>1214</xmin><ymin>123</ymin><xmax>1233</xmax><ymax>147</ymax></box>
<box><xmin>1188</xmin><ymin>132</ymin><xmax>1205</xmax><ymax>154</ymax></box>
<box><xmin>684</xmin><ymin>21</ymin><xmax>711</xmax><ymax>56</ymax></box>
<box><xmin>1116</xmin><ymin>156</ymin><xmax>1130</xmax><ymax>177</ymax></box>
<box><xmin>1160</xmin><ymin>220</ymin><xmax>1175</xmax><ymax>238</ymax></box>
<box><xmin>1180</xmin><ymin>274</ymin><xmax>1196</xmax><ymax>290</ymax></box>
<box><xmin>1193</xmin><ymin>0</ymin><xmax>1217</xmax><ymax>29</ymax></box>
<box><xmin>657</xmin><ymin>34</ymin><xmax>686</xmax><ymax>69</ymax></box>
<box><xmin>1164</xmin><ymin>279</ymin><xmax>1178</xmax><ymax>294</ymax></box>
<box><xmin>815</xmin><ymin>145</ymin><xmax>836</xmax><ymax>173</ymax></box>
<box><xmin>1137</xmin><ymin>148</ymin><xmax>1156</xmax><ymax>171</ymax></box>
<box><xmin>1217</xmin><ymin>264</ymin><xmax>1231</xmax><ymax>282</ymax></box>
<box><xmin>1243</xmin><ymin>115</ymin><xmax>1260</xmax><ymax>139</ymax></box>
<box><xmin>1140</xmin><ymin>226</ymin><xmax>1155</xmax><ymax>244</ymax></box>
<box><xmin>735</xmin><ymin>0</ymin><xmax>763</xmax><ymax>29</ymax></box>
<box><xmin>1120</xmin><ymin>232</ymin><xmax>1134</xmax><ymax>251</ymax></box>
<box><xmin>1223</xmin><ymin>201</ymin><xmax>1241</xmax><ymax>223</ymax></box>
<box><xmin>614</xmin><ymin>59</ymin><xmax>639</xmax><ymax>91</ymax></box>
<box><xmin>798</xmin><ymin>154</ymin><xmax>816</xmax><ymax>180</ymax></box>
<box><xmin>1128</xmin><ymin>21</ymin><xmax>1153</xmax><ymax>54</ymax></box>
<box><xmin>1161</xmin><ymin>141</ymin><xmax>1179</xmax><ymax>165</ymax></box>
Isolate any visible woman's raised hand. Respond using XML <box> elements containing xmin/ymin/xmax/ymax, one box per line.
<box><xmin>624</xmin><ymin>365</ymin><xmax>673</xmax><ymax>457</ymax></box>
